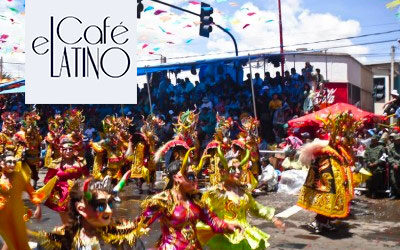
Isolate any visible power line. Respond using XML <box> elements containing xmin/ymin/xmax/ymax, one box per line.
<box><xmin>138</xmin><ymin>38</ymin><xmax>399</xmax><ymax>62</ymax></box>
<box><xmin>138</xmin><ymin>29</ymin><xmax>400</xmax><ymax>61</ymax></box>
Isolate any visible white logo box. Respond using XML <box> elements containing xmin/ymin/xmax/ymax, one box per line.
<box><xmin>26</xmin><ymin>0</ymin><xmax>137</xmax><ymax>104</ymax></box>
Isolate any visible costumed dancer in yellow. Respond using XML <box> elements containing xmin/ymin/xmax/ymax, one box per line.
<box><xmin>197</xmin><ymin>146</ymin><xmax>285</xmax><ymax>250</ymax></box>
<box><xmin>0</xmin><ymin>149</ymin><xmax>57</xmax><ymax>250</ymax></box>
<box><xmin>13</xmin><ymin>111</ymin><xmax>42</xmax><ymax>188</ymax></box>
<box><xmin>237</xmin><ymin>114</ymin><xmax>262</xmax><ymax>179</ymax></box>
<box><xmin>63</xmin><ymin>109</ymin><xmax>86</xmax><ymax>160</ymax></box>
<box><xmin>0</xmin><ymin>112</ymin><xmax>19</xmax><ymax>154</ymax></box>
<box><xmin>126</xmin><ymin>115</ymin><xmax>164</xmax><ymax>194</ymax></box>
<box><xmin>297</xmin><ymin>112</ymin><xmax>362</xmax><ymax>233</ymax></box>
<box><xmin>31</xmin><ymin>177</ymin><xmax>146</xmax><ymax>249</ymax></box>
<box><xmin>203</xmin><ymin>113</ymin><xmax>234</xmax><ymax>186</ymax></box>
<box><xmin>154</xmin><ymin>109</ymin><xmax>200</xmax><ymax>167</ymax></box>
<box><xmin>44</xmin><ymin>114</ymin><xmax>64</xmax><ymax>169</ymax></box>
<box><xmin>90</xmin><ymin>116</ymin><xmax>130</xmax><ymax>183</ymax></box>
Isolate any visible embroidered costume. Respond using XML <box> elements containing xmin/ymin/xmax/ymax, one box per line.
<box><xmin>198</xmin><ymin>147</ymin><xmax>275</xmax><ymax>250</ymax></box>
<box><xmin>13</xmin><ymin>111</ymin><xmax>42</xmax><ymax>186</ymax></box>
<box><xmin>139</xmin><ymin>189</ymin><xmax>229</xmax><ymax>250</ymax></box>
<box><xmin>297</xmin><ymin>112</ymin><xmax>362</xmax><ymax>232</ymax></box>
<box><xmin>44</xmin><ymin>135</ymin><xmax>89</xmax><ymax>212</ymax></box>
<box><xmin>203</xmin><ymin>114</ymin><xmax>234</xmax><ymax>186</ymax></box>
<box><xmin>128</xmin><ymin>115</ymin><xmax>164</xmax><ymax>192</ymax></box>
<box><xmin>91</xmin><ymin>116</ymin><xmax>130</xmax><ymax>181</ymax></box>
<box><xmin>31</xmin><ymin>219</ymin><xmax>143</xmax><ymax>250</ymax></box>
<box><xmin>0</xmin><ymin>152</ymin><xmax>56</xmax><ymax>250</ymax></box>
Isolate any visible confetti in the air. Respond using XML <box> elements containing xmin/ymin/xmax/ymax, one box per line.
<box><xmin>186</xmin><ymin>39</ymin><xmax>194</xmax><ymax>44</ymax></box>
<box><xmin>243</xmin><ymin>23</ymin><xmax>250</xmax><ymax>29</ymax></box>
<box><xmin>144</xmin><ymin>6</ymin><xmax>154</xmax><ymax>12</ymax></box>
<box><xmin>154</xmin><ymin>10</ymin><xmax>167</xmax><ymax>15</ymax></box>
<box><xmin>189</xmin><ymin>1</ymin><xmax>200</xmax><ymax>5</ymax></box>
<box><xmin>247</xmin><ymin>12</ymin><xmax>256</xmax><ymax>16</ymax></box>
<box><xmin>8</xmin><ymin>7</ymin><xmax>19</xmax><ymax>14</ymax></box>
<box><xmin>142</xmin><ymin>44</ymin><xmax>149</xmax><ymax>49</ymax></box>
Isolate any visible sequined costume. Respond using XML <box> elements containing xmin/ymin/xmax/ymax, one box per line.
<box><xmin>31</xmin><ymin>219</ymin><xmax>144</xmax><ymax>250</ymax></box>
<box><xmin>0</xmin><ymin>161</ymin><xmax>57</xmax><ymax>250</ymax></box>
<box><xmin>128</xmin><ymin>115</ymin><xmax>164</xmax><ymax>184</ymax></box>
<box><xmin>297</xmin><ymin>141</ymin><xmax>354</xmax><ymax>218</ymax></box>
<box><xmin>197</xmin><ymin>146</ymin><xmax>274</xmax><ymax>250</ymax></box>
<box><xmin>237</xmin><ymin>115</ymin><xmax>261</xmax><ymax>178</ymax></box>
<box><xmin>13</xmin><ymin>111</ymin><xmax>42</xmax><ymax>185</ymax></box>
<box><xmin>63</xmin><ymin>109</ymin><xmax>86</xmax><ymax>158</ymax></box>
<box><xmin>155</xmin><ymin>110</ymin><xmax>200</xmax><ymax>165</ymax></box>
<box><xmin>44</xmin><ymin>139</ymin><xmax>89</xmax><ymax>212</ymax></box>
<box><xmin>0</xmin><ymin>112</ymin><xmax>19</xmax><ymax>154</ymax></box>
<box><xmin>297</xmin><ymin>112</ymin><xmax>361</xmax><ymax>222</ymax></box>
<box><xmin>198</xmin><ymin>185</ymin><xmax>275</xmax><ymax>249</ymax></box>
<box><xmin>139</xmin><ymin>190</ymin><xmax>230</xmax><ymax>250</ymax></box>
<box><xmin>44</xmin><ymin>115</ymin><xmax>64</xmax><ymax>169</ymax></box>
<box><xmin>91</xmin><ymin>116</ymin><xmax>130</xmax><ymax>181</ymax></box>
<box><xmin>204</xmin><ymin>114</ymin><xmax>234</xmax><ymax>186</ymax></box>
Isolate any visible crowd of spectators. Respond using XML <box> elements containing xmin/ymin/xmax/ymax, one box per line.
<box><xmin>1</xmin><ymin>62</ymin><xmax>325</xmax><ymax>152</ymax></box>
<box><xmin>136</xmin><ymin>62</ymin><xmax>325</xmax><ymax>146</ymax></box>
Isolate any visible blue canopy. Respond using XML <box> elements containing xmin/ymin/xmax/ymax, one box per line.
<box><xmin>0</xmin><ymin>85</ymin><xmax>25</xmax><ymax>94</ymax></box>
<box><xmin>0</xmin><ymin>79</ymin><xmax>25</xmax><ymax>93</ymax></box>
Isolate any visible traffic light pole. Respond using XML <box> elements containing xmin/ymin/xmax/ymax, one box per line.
<box><xmin>148</xmin><ymin>0</ymin><xmax>238</xmax><ymax>56</ymax></box>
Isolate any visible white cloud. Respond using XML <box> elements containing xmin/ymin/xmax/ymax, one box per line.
<box><xmin>2</xmin><ymin>0</ymin><xmax>370</xmax><ymax>78</ymax></box>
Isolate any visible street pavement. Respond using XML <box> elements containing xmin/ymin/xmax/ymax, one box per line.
<box><xmin>3</xmin><ymin>168</ymin><xmax>400</xmax><ymax>249</ymax></box>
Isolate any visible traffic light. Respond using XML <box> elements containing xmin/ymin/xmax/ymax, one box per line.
<box><xmin>373</xmin><ymin>77</ymin><xmax>385</xmax><ymax>101</ymax></box>
<box><xmin>138</xmin><ymin>0</ymin><xmax>144</xmax><ymax>19</ymax></box>
<box><xmin>199</xmin><ymin>2</ymin><xmax>213</xmax><ymax>38</ymax></box>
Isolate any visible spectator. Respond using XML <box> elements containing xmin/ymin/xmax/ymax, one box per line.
<box><xmin>269</xmin><ymin>94</ymin><xmax>282</xmax><ymax>112</ymax></box>
<box><xmin>254</xmin><ymin>157</ymin><xmax>278</xmax><ymax>193</ymax></box>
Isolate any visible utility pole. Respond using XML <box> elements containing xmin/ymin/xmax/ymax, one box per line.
<box><xmin>278</xmin><ymin>0</ymin><xmax>285</xmax><ymax>80</ymax></box>
<box><xmin>390</xmin><ymin>45</ymin><xmax>395</xmax><ymax>104</ymax></box>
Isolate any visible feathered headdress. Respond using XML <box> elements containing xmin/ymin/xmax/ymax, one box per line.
<box><xmin>173</xmin><ymin>109</ymin><xmax>199</xmax><ymax>135</ymax></box>
<box><xmin>63</xmin><ymin>109</ymin><xmax>85</xmax><ymax>134</ymax></box>
<box><xmin>316</xmin><ymin>111</ymin><xmax>363</xmax><ymax>149</ymax></box>
<box><xmin>21</xmin><ymin>111</ymin><xmax>40</xmax><ymax>129</ymax></box>
<box><xmin>48</xmin><ymin>114</ymin><xmax>64</xmax><ymax>134</ymax></box>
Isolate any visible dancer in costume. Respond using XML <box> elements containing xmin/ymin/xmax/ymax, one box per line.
<box><xmin>14</xmin><ymin>111</ymin><xmax>42</xmax><ymax>188</ymax></box>
<box><xmin>297</xmin><ymin>112</ymin><xmax>361</xmax><ymax>233</ymax></box>
<box><xmin>91</xmin><ymin>116</ymin><xmax>130</xmax><ymax>183</ymax></box>
<box><xmin>0</xmin><ymin>149</ymin><xmax>57</xmax><ymax>250</ymax></box>
<box><xmin>138</xmin><ymin>148</ymin><xmax>239</xmax><ymax>250</ymax></box>
<box><xmin>203</xmin><ymin>113</ymin><xmax>234</xmax><ymax>186</ymax></box>
<box><xmin>44</xmin><ymin>114</ymin><xmax>64</xmax><ymax>169</ymax></box>
<box><xmin>44</xmin><ymin>134</ymin><xmax>89</xmax><ymax>226</ymax></box>
<box><xmin>155</xmin><ymin>109</ymin><xmax>200</xmax><ymax>166</ymax></box>
<box><xmin>0</xmin><ymin>112</ymin><xmax>19</xmax><ymax>154</ymax></box>
<box><xmin>198</xmin><ymin>146</ymin><xmax>285</xmax><ymax>250</ymax></box>
<box><xmin>32</xmin><ymin>177</ymin><xmax>145</xmax><ymax>249</ymax></box>
<box><xmin>127</xmin><ymin>115</ymin><xmax>164</xmax><ymax>194</ymax></box>
<box><xmin>63</xmin><ymin>109</ymin><xmax>86</xmax><ymax>159</ymax></box>
<box><xmin>237</xmin><ymin>114</ymin><xmax>261</xmax><ymax>178</ymax></box>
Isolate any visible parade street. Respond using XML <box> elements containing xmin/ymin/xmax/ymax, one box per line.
<box><xmin>18</xmin><ymin>170</ymin><xmax>400</xmax><ymax>250</ymax></box>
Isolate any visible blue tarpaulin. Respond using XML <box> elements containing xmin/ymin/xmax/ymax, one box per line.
<box><xmin>0</xmin><ymin>79</ymin><xmax>25</xmax><ymax>93</ymax></box>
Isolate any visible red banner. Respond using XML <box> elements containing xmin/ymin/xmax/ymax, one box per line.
<box><xmin>315</xmin><ymin>82</ymin><xmax>348</xmax><ymax>107</ymax></box>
